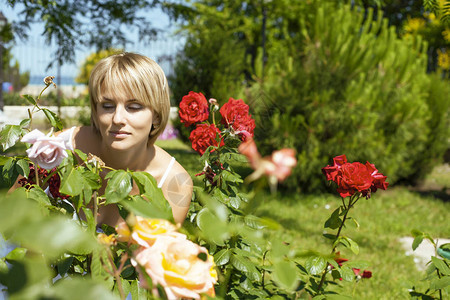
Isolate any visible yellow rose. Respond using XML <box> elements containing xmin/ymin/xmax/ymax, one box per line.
<box><xmin>133</xmin><ymin>235</ymin><xmax>218</xmax><ymax>299</ymax></box>
<box><xmin>116</xmin><ymin>217</ymin><xmax>181</xmax><ymax>247</ymax></box>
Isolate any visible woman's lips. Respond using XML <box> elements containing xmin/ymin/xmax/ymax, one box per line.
<box><xmin>109</xmin><ymin>131</ymin><xmax>131</xmax><ymax>138</ymax></box>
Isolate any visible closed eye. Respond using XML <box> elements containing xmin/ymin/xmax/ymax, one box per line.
<box><xmin>127</xmin><ymin>103</ymin><xmax>144</xmax><ymax>111</ymax></box>
<box><xmin>101</xmin><ymin>102</ymin><xmax>115</xmax><ymax>110</ymax></box>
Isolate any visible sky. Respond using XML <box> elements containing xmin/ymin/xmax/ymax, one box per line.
<box><xmin>1</xmin><ymin>2</ymin><xmax>183</xmax><ymax>83</ymax></box>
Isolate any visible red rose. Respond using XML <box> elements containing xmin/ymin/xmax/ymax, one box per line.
<box><xmin>179</xmin><ymin>91</ymin><xmax>209</xmax><ymax>127</ymax></box>
<box><xmin>219</xmin><ymin>98</ymin><xmax>255</xmax><ymax>140</ymax></box>
<box><xmin>365</xmin><ymin>162</ymin><xmax>389</xmax><ymax>193</ymax></box>
<box><xmin>353</xmin><ymin>268</ymin><xmax>372</xmax><ymax>279</ymax></box>
<box><xmin>322</xmin><ymin>154</ymin><xmax>347</xmax><ymax>181</ymax></box>
<box><xmin>189</xmin><ymin>124</ymin><xmax>223</xmax><ymax>155</ymax></box>
<box><xmin>335</xmin><ymin>162</ymin><xmax>373</xmax><ymax>198</ymax></box>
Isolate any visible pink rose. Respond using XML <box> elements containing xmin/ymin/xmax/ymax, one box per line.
<box><xmin>133</xmin><ymin>235</ymin><xmax>218</xmax><ymax>299</ymax></box>
<box><xmin>239</xmin><ymin>138</ymin><xmax>297</xmax><ymax>182</ymax></box>
<box><xmin>116</xmin><ymin>217</ymin><xmax>182</xmax><ymax>247</ymax></box>
<box><xmin>21</xmin><ymin>128</ymin><xmax>74</xmax><ymax>170</ymax></box>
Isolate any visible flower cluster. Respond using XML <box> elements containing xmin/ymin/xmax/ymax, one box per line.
<box><xmin>115</xmin><ymin>217</ymin><xmax>218</xmax><ymax>299</ymax></box>
<box><xmin>178</xmin><ymin>91</ymin><xmax>255</xmax><ymax>155</ymax></box>
<box><xmin>322</xmin><ymin>155</ymin><xmax>388</xmax><ymax>198</ymax></box>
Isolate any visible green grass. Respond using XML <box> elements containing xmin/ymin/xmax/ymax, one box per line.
<box><xmin>160</xmin><ymin>138</ymin><xmax>450</xmax><ymax>299</ymax></box>
<box><xmin>3</xmin><ymin>137</ymin><xmax>448</xmax><ymax>298</ymax></box>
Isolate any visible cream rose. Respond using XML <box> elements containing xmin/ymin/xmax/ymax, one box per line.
<box><xmin>133</xmin><ymin>235</ymin><xmax>218</xmax><ymax>299</ymax></box>
<box><xmin>116</xmin><ymin>217</ymin><xmax>182</xmax><ymax>247</ymax></box>
<box><xmin>21</xmin><ymin>128</ymin><xmax>74</xmax><ymax>170</ymax></box>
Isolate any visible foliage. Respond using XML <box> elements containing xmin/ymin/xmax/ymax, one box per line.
<box><xmin>245</xmin><ymin>3</ymin><xmax>450</xmax><ymax>192</ymax></box>
<box><xmin>0</xmin><ymin>79</ymin><xmax>393</xmax><ymax>299</ymax></box>
<box><xmin>76</xmin><ymin>48</ymin><xmax>123</xmax><ymax>85</ymax></box>
<box><xmin>6</xmin><ymin>0</ymin><xmax>161</xmax><ymax>67</ymax></box>
<box><xmin>408</xmin><ymin>230</ymin><xmax>450</xmax><ymax>299</ymax></box>
<box><xmin>0</xmin><ymin>18</ymin><xmax>29</xmax><ymax>92</ymax></box>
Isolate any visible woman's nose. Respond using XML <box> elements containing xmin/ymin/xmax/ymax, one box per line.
<box><xmin>112</xmin><ymin>106</ymin><xmax>126</xmax><ymax>124</ymax></box>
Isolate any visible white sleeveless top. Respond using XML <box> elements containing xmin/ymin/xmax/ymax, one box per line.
<box><xmin>157</xmin><ymin>157</ymin><xmax>176</xmax><ymax>188</ymax></box>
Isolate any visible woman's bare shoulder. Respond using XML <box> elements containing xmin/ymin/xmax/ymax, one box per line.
<box><xmin>73</xmin><ymin>126</ymin><xmax>100</xmax><ymax>155</ymax></box>
<box><xmin>154</xmin><ymin>145</ymin><xmax>193</xmax><ymax>209</ymax></box>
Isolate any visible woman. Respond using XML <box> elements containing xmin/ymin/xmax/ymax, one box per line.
<box><xmin>71</xmin><ymin>52</ymin><xmax>192</xmax><ymax>226</ymax></box>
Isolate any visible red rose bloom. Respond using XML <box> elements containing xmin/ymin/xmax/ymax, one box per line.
<box><xmin>335</xmin><ymin>162</ymin><xmax>373</xmax><ymax>198</ymax></box>
<box><xmin>189</xmin><ymin>124</ymin><xmax>223</xmax><ymax>155</ymax></box>
<box><xmin>322</xmin><ymin>154</ymin><xmax>347</xmax><ymax>181</ymax></box>
<box><xmin>323</xmin><ymin>155</ymin><xmax>388</xmax><ymax>198</ymax></box>
<box><xmin>365</xmin><ymin>162</ymin><xmax>389</xmax><ymax>193</ymax></box>
<box><xmin>219</xmin><ymin>98</ymin><xmax>255</xmax><ymax>140</ymax></box>
<box><xmin>179</xmin><ymin>91</ymin><xmax>209</xmax><ymax>127</ymax></box>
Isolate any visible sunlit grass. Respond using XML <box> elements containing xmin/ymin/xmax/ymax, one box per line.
<box><xmin>161</xmin><ymin>138</ymin><xmax>450</xmax><ymax>299</ymax></box>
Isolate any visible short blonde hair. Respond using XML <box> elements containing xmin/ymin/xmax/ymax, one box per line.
<box><xmin>89</xmin><ymin>52</ymin><xmax>170</xmax><ymax>144</ymax></box>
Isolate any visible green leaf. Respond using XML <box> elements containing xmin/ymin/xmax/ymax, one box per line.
<box><xmin>431</xmin><ymin>256</ymin><xmax>450</xmax><ymax>276</ymax></box>
<box><xmin>340</xmin><ymin>265</ymin><xmax>355</xmax><ymax>282</ymax></box>
<box><xmin>22</xmin><ymin>94</ymin><xmax>37</xmax><ymax>105</ymax></box>
<box><xmin>42</xmin><ymin>108</ymin><xmax>63</xmax><ymax>130</ymax></box>
<box><xmin>52</xmin><ymin>277</ymin><xmax>119</xmax><ymax>300</ymax></box>
<box><xmin>306</xmin><ymin>256</ymin><xmax>327</xmax><ymax>275</ymax></box>
<box><xmin>74</xmin><ymin>149</ymin><xmax>88</xmax><ymax>161</ymax></box>
<box><xmin>0</xmin><ymin>155</ymin><xmax>10</xmax><ymax>166</ymax></box>
<box><xmin>5</xmin><ymin>248</ymin><xmax>27</xmax><ymax>262</ymax></box>
<box><xmin>105</xmin><ymin>170</ymin><xmax>132</xmax><ymax>204</ymax></box>
<box><xmin>91</xmin><ymin>249</ymin><xmax>115</xmax><ymax>290</ymax></box>
<box><xmin>60</xmin><ymin>168</ymin><xmax>84</xmax><ymax>196</ymax></box>
<box><xmin>340</xmin><ymin>236</ymin><xmax>359</xmax><ymax>255</ymax></box>
<box><xmin>412</xmin><ymin>235</ymin><xmax>424</xmax><ymax>251</ymax></box>
<box><xmin>430</xmin><ymin>276</ymin><xmax>450</xmax><ymax>290</ymax></box>
<box><xmin>19</xmin><ymin>118</ymin><xmax>31</xmax><ymax>129</ymax></box>
<box><xmin>196</xmin><ymin>208</ymin><xmax>228</xmax><ymax>246</ymax></box>
<box><xmin>214</xmin><ymin>249</ymin><xmax>231</xmax><ymax>266</ymax></box>
<box><xmin>0</xmin><ymin>259</ymin><xmax>8</xmax><ymax>274</ymax></box>
<box><xmin>324</xmin><ymin>207</ymin><xmax>342</xmax><ymax>229</ymax></box>
<box><xmin>57</xmin><ymin>256</ymin><xmax>74</xmax><ymax>276</ymax></box>
<box><xmin>12</xmin><ymin>216</ymin><xmax>99</xmax><ymax>258</ymax></box>
<box><xmin>0</xmin><ymin>125</ymin><xmax>23</xmax><ymax>151</ymax></box>
<box><xmin>121</xmin><ymin>195</ymin><xmax>173</xmax><ymax>221</ymax></box>
<box><xmin>272</xmin><ymin>260</ymin><xmax>299</xmax><ymax>291</ymax></box>
<box><xmin>26</xmin><ymin>186</ymin><xmax>51</xmax><ymax>206</ymax></box>
<box><xmin>346</xmin><ymin>260</ymin><xmax>370</xmax><ymax>270</ymax></box>
<box><xmin>230</xmin><ymin>253</ymin><xmax>261</xmax><ymax>281</ymax></box>
<box><xmin>15</xmin><ymin>159</ymin><xmax>30</xmax><ymax>179</ymax></box>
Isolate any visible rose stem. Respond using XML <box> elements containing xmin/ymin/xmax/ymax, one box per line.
<box><xmin>316</xmin><ymin>194</ymin><xmax>357</xmax><ymax>294</ymax></box>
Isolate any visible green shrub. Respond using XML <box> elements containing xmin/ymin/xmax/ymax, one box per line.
<box><xmin>247</xmin><ymin>4</ymin><xmax>450</xmax><ymax>192</ymax></box>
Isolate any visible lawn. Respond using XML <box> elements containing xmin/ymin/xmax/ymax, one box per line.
<box><xmin>158</xmin><ymin>138</ymin><xmax>450</xmax><ymax>299</ymax></box>
<box><xmin>1</xmin><ymin>137</ymin><xmax>448</xmax><ymax>299</ymax></box>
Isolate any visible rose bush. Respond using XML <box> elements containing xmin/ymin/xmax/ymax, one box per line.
<box><xmin>179</xmin><ymin>91</ymin><xmax>209</xmax><ymax>127</ymax></box>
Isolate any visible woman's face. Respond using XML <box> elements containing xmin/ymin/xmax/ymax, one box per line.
<box><xmin>95</xmin><ymin>85</ymin><xmax>155</xmax><ymax>151</ymax></box>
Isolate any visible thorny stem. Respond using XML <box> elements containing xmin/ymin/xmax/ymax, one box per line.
<box><xmin>34</xmin><ymin>163</ymin><xmax>40</xmax><ymax>187</ymax></box>
<box><xmin>106</xmin><ymin>250</ymin><xmax>126</xmax><ymax>300</ymax></box>
<box><xmin>316</xmin><ymin>194</ymin><xmax>358</xmax><ymax>295</ymax></box>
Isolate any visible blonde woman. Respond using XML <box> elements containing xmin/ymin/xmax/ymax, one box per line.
<box><xmin>71</xmin><ymin>52</ymin><xmax>192</xmax><ymax>226</ymax></box>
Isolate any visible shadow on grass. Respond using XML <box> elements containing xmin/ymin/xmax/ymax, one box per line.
<box><xmin>413</xmin><ymin>189</ymin><xmax>450</xmax><ymax>203</ymax></box>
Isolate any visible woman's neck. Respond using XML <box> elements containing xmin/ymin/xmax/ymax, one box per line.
<box><xmin>100</xmin><ymin>142</ymin><xmax>155</xmax><ymax>172</ymax></box>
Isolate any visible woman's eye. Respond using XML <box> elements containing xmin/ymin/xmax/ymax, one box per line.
<box><xmin>101</xmin><ymin>103</ymin><xmax>115</xmax><ymax>109</ymax></box>
<box><xmin>128</xmin><ymin>103</ymin><xmax>143</xmax><ymax>110</ymax></box>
